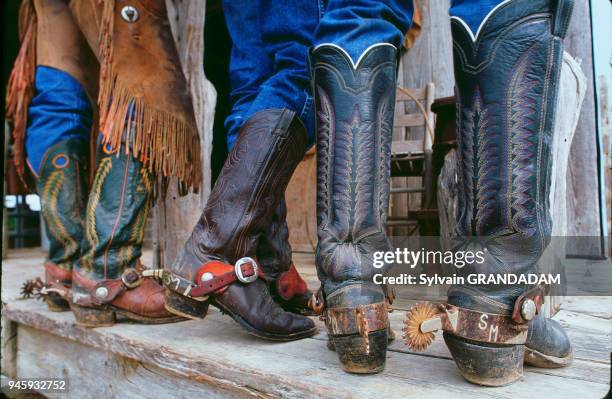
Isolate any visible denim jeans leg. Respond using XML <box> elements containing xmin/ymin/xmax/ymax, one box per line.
<box><xmin>242</xmin><ymin>0</ymin><xmax>320</xmax><ymax>146</ymax></box>
<box><xmin>25</xmin><ymin>66</ymin><xmax>93</xmax><ymax>175</ymax></box>
<box><xmin>314</xmin><ymin>0</ymin><xmax>414</xmax><ymax>60</ymax></box>
<box><xmin>223</xmin><ymin>0</ymin><xmax>319</xmax><ymax>149</ymax></box>
<box><xmin>449</xmin><ymin>0</ymin><xmax>505</xmax><ymax>34</ymax></box>
<box><xmin>222</xmin><ymin>0</ymin><xmax>274</xmax><ymax>150</ymax></box>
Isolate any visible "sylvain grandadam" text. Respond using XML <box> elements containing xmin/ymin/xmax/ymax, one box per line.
<box><xmin>373</xmin><ymin>273</ymin><xmax>561</xmax><ymax>286</ymax></box>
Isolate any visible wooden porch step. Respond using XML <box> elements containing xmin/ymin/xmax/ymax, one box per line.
<box><xmin>1</xmin><ymin>249</ymin><xmax>610</xmax><ymax>398</ymax></box>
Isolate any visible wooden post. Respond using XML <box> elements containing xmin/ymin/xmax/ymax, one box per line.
<box><xmin>563</xmin><ymin>1</ymin><xmax>602</xmax><ymax>254</ymax></box>
<box><xmin>152</xmin><ymin>0</ymin><xmax>216</xmax><ymax>268</ymax></box>
<box><xmin>3</xmin><ymin>122</ymin><xmax>9</xmax><ymax>259</ymax></box>
<box><xmin>589</xmin><ymin>0</ymin><xmax>612</xmax><ymax>250</ymax></box>
<box><xmin>400</xmin><ymin>0</ymin><xmax>454</xmax><ymax>98</ymax></box>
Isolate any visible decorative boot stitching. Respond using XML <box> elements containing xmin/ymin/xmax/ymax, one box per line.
<box><xmin>471</xmin><ymin>89</ymin><xmax>495</xmax><ymax>235</ymax></box>
<box><xmin>41</xmin><ymin>170</ymin><xmax>77</xmax><ymax>267</ymax></box>
<box><xmin>117</xmin><ymin>167</ymin><xmax>153</xmax><ymax>267</ymax></box>
<box><xmin>507</xmin><ymin>46</ymin><xmax>539</xmax><ymax>236</ymax></box>
<box><xmin>102</xmin><ymin>156</ymin><xmax>131</xmax><ymax>277</ymax></box>
<box><xmin>82</xmin><ymin>157</ymin><xmax>113</xmax><ymax>273</ymax></box>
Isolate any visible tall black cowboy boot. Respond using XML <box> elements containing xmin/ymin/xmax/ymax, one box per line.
<box><xmin>310</xmin><ymin>44</ymin><xmax>397</xmax><ymax>374</ymax></box>
<box><xmin>440</xmin><ymin>0</ymin><xmax>573</xmax><ymax>386</ymax></box>
<box><xmin>36</xmin><ymin>139</ymin><xmax>88</xmax><ymax>311</ymax></box>
<box><xmin>257</xmin><ymin>198</ymin><xmax>315</xmax><ymax>316</ymax></box>
<box><xmin>71</xmin><ymin>140</ymin><xmax>182</xmax><ymax>327</ymax></box>
<box><xmin>163</xmin><ymin>109</ymin><xmax>316</xmax><ymax>341</ymax></box>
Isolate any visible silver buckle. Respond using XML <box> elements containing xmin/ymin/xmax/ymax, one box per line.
<box><xmin>235</xmin><ymin>257</ymin><xmax>258</xmax><ymax>284</ymax></box>
<box><xmin>121</xmin><ymin>268</ymin><xmax>142</xmax><ymax>289</ymax></box>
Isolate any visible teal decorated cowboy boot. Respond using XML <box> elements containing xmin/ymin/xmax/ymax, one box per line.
<box><xmin>36</xmin><ymin>139</ymin><xmax>88</xmax><ymax>311</ymax></box>
<box><xmin>257</xmin><ymin>199</ymin><xmax>315</xmax><ymax>316</ymax></box>
<box><xmin>310</xmin><ymin>44</ymin><xmax>397</xmax><ymax>374</ymax></box>
<box><xmin>71</xmin><ymin>141</ymin><xmax>181</xmax><ymax>327</ymax></box>
<box><xmin>404</xmin><ymin>0</ymin><xmax>573</xmax><ymax>387</ymax></box>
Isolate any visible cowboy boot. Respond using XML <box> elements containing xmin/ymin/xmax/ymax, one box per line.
<box><xmin>310</xmin><ymin>43</ymin><xmax>397</xmax><ymax>374</ymax></box>
<box><xmin>163</xmin><ymin>109</ymin><xmax>316</xmax><ymax>341</ymax></box>
<box><xmin>70</xmin><ymin>140</ymin><xmax>182</xmax><ymax>327</ymax></box>
<box><xmin>442</xmin><ymin>0</ymin><xmax>574</xmax><ymax>386</ymax></box>
<box><xmin>36</xmin><ymin>139</ymin><xmax>88</xmax><ymax>311</ymax></box>
<box><xmin>257</xmin><ymin>198</ymin><xmax>315</xmax><ymax>316</ymax></box>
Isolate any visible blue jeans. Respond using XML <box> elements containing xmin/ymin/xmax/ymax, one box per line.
<box><xmin>223</xmin><ymin>0</ymin><xmax>414</xmax><ymax>150</ymax></box>
<box><xmin>449</xmin><ymin>0</ymin><xmax>504</xmax><ymax>34</ymax></box>
<box><xmin>25</xmin><ymin>66</ymin><xmax>92</xmax><ymax>174</ymax></box>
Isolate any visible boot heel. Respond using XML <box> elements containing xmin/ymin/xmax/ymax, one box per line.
<box><xmin>331</xmin><ymin>329</ymin><xmax>388</xmax><ymax>374</ymax></box>
<box><xmin>46</xmin><ymin>293</ymin><xmax>70</xmax><ymax>312</ymax></box>
<box><xmin>71</xmin><ymin>304</ymin><xmax>116</xmax><ymax>327</ymax></box>
<box><xmin>443</xmin><ymin>332</ymin><xmax>524</xmax><ymax>386</ymax></box>
<box><xmin>164</xmin><ymin>289</ymin><xmax>209</xmax><ymax>319</ymax></box>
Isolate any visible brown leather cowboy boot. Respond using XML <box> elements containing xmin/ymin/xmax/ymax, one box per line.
<box><xmin>163</xmin><ymin>109</ymin><xmax>317</xmax><ymax>341</ymax></box>
<box><xmin>310</xmin><ymin>43</ymin><xmax>397</xmax><ymax>373</ymax></box>
<box><xmin>257</xmin><ymin>199</ymin><xmax>315</xmax><ymax>316</ymax></box>
<box><xmin>70</xmin><ymin>140</ymin><xmax>182</xmax><ymax>327</ymax></box>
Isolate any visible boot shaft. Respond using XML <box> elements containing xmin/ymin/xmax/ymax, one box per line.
<box><xmin>448</xmin><ymin>0</ymin><xmax>574</xmax><ymax>307</ymax></box>
<box><xmin>173</xmin><ymin>109</ymin><xmax>308</xmax><ymax>281</ymax></box>
<box><xmin>452</xmin><ymin>0</ymin><xmax>573</xmax><ymax>243</ymax></box>
<box><xmin>37</xmin><ymin>138</ymin><xmax>89</xmax><ymax>270</ymax></box>
<box><xmin>256</xmin><ymin>199</ymin><xmax>292</xmax><ymax>283</ymax></box>
<box><xmin>77</xmin><ymin>141</ymin><xmax>153</xmax><ymax>280</ymax></box>
<box><xmin>311</xmin><ymin>44</ymin><xmax>397</xmax><ymax>293</ymax></box>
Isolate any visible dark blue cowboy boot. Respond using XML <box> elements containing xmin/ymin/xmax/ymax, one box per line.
<box><xmin>36</xmin><ymin>139</ymin><xmax>88</xmax><ymax>311</ymax></box>
<box><xmin>442</xmin><ymin>0</ymin><xmax>574</xmax><ymax>386</ymax></box>
<box><xmin>310</xmin><ymin>44</ymin><xmax>397</xmax><ymax>374</ymax></box>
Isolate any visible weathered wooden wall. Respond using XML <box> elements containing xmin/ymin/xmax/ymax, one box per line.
<box><xmin>152</xmin><ymin>0</ymin><xmax>215</xmax><ymax>268</ymax></box>
<box><xmin>399</xmin><ymin>0</ymin><xmax>454</xmax><ymax>99</ymax></box>
<box><xmin>388</xmin><ymin>0</ymin><xmax>455</xmax><ymax>236</ymax></box>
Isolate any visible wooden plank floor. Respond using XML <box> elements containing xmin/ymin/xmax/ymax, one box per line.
<box><xmin>1</xmin><ymin>248</ymin><xmax>610</xmax><ymax>398</ymax></box>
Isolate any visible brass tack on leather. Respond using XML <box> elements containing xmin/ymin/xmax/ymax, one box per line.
<box><xmin>200</xmin><ymin>272</ymin><xmax>214</xmax><ymax>282</ymax></box>
<box><xmin>521</xmin><ymin>299</ymin><xmax>537</xmax><ymax>321</ymax></box>
<box><xmin>120</xmin><ymin>5</ymin><xmax>139</xmax><ymax>22</ymax></box>
<box><xmin>95</xmin><ymin>286</ymin><xmax>109</xmax><ymax>299</ymax></box>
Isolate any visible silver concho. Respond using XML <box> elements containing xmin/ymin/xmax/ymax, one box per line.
<box><xmin>200</xmin><ymin>272</ymin><xmax>215</xmax><ymax>282</ymax></box>
<box><xmin>95</xmin><ymin>286</ymin><xmax>109</xmax><ymax>299</ymax></box>
<box><xmin>520</xmin><ymin>299</ymin><xmax>537</xmax><ymax>321</ymax></box>
<box><xmin>120</xmin><ymin>6</ymin><xmax>139</xmax><ymax>23</ymax></box>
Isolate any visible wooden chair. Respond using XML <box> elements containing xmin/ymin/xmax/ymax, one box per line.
<box><xmin>388</xmin><ymin>83</ymin><xmax>436</xmax><ymax>235</ymax></box>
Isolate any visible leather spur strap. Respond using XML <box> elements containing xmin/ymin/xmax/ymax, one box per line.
<box><xmin>325</xmin><ymin>302</ymin><xmax>389</xmax><ymax>336</ymax></box>
<box><xmin>276</xmin><ymin>263</ymin><xmax>309</xmax><ymax>301</ymax></box>
<box><xmin>162</xmin><ymin>257</ymin><xmax>265</xmax><ymax>300</ymax></box>
<box><xmin>436</xmin><ymin>286</ymin><xmax>545</xmax><ymax>345</ymax></box>
<box><xmin>74</xmin><ymin>268</ymin><xmax>146</xmax><ymax>306</ymax></box>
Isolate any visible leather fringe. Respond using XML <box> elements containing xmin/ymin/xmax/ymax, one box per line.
<box><xmin>97</xmin><ymin>0</ymin><xmax>201</xmax><ymax>193</ymax></box>
<box><xmin>5</xmin><ymin>0</ymin><xmax>37</xmax><ymax>180</ymax></box>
